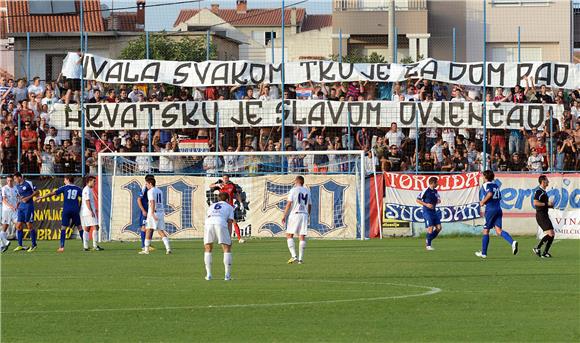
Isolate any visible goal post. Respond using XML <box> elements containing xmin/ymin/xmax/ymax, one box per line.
<box><xmin>97</xmin><ymin>150</ymin><xmax>370</xmax><ymax>242</ymax></box>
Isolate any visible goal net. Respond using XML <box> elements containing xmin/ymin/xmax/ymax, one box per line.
<box><xmin>97</xmin><ymin>150</ymin><xmax>368</xmax><ymax>242</ymax></box>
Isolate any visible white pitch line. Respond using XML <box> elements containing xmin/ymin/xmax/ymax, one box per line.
<box><xmin>1</xmin><ymin>280</ymin><xmax>442</xmax><ymax>315</ymax></box>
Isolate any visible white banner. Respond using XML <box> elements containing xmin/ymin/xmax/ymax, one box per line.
<box><xmin>104</xmin><ymin>174</ymin><xmax>358</xmax><ymax>240</ymax></box>
<box><xmin>383</xmin><ymin>172</ymin><xmax>481</xmax><ymax>223</ymax></box>
<box><xmin>61</xmin><ymin>52</ymin><xmax>580</xmax><ymax>89</ymax></box>
<box><xmin>536</xmin><ymin>209</ymin><xmax>580</xmax><ymax>239</ymax></box>
<box><xmin>50</xmin><ymin>100</ymin><xmax>562</xmax><ymax>130</ymax></box>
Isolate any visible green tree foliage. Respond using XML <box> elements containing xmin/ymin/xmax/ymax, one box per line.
<box><xmin>329</xmin><ymin>51</ymin><xmax>387</xmax><ymax>63</ymax></box>
<box><xmin>119</xmin><ymin>32</ymin><xmax>216</xmax><ymax>61</ymax></box>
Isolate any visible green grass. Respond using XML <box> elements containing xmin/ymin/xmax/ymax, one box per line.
<box><xmin>2</xmin><ymin>237</ymin><xmax>579</xmax><ymax>342</ymax></box>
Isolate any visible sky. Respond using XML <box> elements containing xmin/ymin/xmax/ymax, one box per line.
<box><xmin>101</xmin><ymin>0</ymin><xmax>332</xmax><ymax>32</ymax></box>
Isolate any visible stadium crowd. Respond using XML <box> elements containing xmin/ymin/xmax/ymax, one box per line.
<box><xmin>0</xmin><ymin>74</ymin><xmax>579</xmax><ymax>175</ymax></box>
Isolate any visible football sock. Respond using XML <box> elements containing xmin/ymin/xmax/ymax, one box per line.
<box><xmin>162</xmin><ymin>237</ymin><xmax>171</xmax><ymax>251</ymax></box>
<box><xmin>83</xmin><ymin>231</ymin><xmax>90</xmax><ymax>249</ymax></box>
<box><xmin>79</xmin><ymin>229</ymin><xmax>83</xmax><ymax>241</ymax></box>
<box><xmin>92</xmin><ymin>229</ymin><xmax>98</xmax><ymax>248</ymax></box>
<box><xmin>60</xmin><ymin>228</ymin><xmax>66</xmax><ymax>248</ymax></box>
<box><xmin>482</xmin><ymin>234</ymin><xmax>490</xmax><ymax>255</ymax></box>
<box><xmin>0</xmin><ymin>231</ymin><xmax>8</xmax><ymax>246</ymax></box>
<box><xmin>17</xmin><ymin>230</ymin><xmax>23</xmax><ymax>246</ymax></box>
<box><xmin>299</xmin><ymin>240</ymin><xmax>306</xmax><ymax>261</ymax></box>
<box><xmin>30</xmin><ymin>229</ymin><xmax>37</xmax><ymax>247</ymax></box>
<box><xmin>432</xmin><ymin>230</ymin><xmax>440</xmax><ymax>240</ymax></box>
<box><xmin>144</xmin><ymin>239</ymin><xmax>151</xmax><ymax>252</ymax></box>
<box><xmin>544</xmin><ymin>235</ymin><xmax>554</xmax><ymax>254</ymax></box>
<box><xmin>500</xmin><ymin>231</ymin><xmax>514</xmax><ymax>245</ymax></box>
<box><xmin>536</xmin><ymin>235</ymin><xmax>550</xmax><ymax>249</ymax></box>
<box><xmin>204</xmin><ymin>252</ymin><xmax>212</xmax><ymax>277</ymax></box>
<box><xmin>233</xmin><ymin>222</ymin><xmax>242</xmax><ymax>240</ymax></box>
<box><xmin>287</xmin><ymin>238</ymin><xmax>296</xmax><ymax>258</ymax></box>
<box><xmin>140</xmin><ymin>230</ymin><xmax>146</xmax><ymax>248</ymax></box>
<box><xmin>224</xmin><ymin>252</ymin><xmax>232</xmax><ymax>278</ymax></box>
<box><xmin>426</xmin><ymin>232</ymin><xmax>433</xmax><ymax>246</ymax></box>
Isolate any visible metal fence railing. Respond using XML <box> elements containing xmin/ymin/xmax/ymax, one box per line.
<box><xmin>0</xmin><ymin>0</ymin><xmax>577</xmax><ymax>177</ymax></box>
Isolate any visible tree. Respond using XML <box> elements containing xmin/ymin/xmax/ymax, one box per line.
<box><xmin>329</xmin><ymin>51</ymin><xmax>387</xmax><ymax>63</ymax></box>
<box><xmin>119</xmin><ymin>32</ymin><xmax>216</xmax><ymax>61</ymax></box>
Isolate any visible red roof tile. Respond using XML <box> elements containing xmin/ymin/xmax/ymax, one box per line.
<box><xmin>7</xmin><ymin>0</ymin><xmax>105</xmax><ymax>34</ymax></box>
<box><xmin>174</xmin><ymin>8</ymin><xmax>306</xmax><ymax>28</ymax></box>
<box><xmin>105</xmin><ymin>12</ymin><xmax>142</xmax><ymax>31</ymax></box>
<box><xmin>301</xmin><ymin>14</ymin><xmax>332</xmax><ymax>32</ymax></box>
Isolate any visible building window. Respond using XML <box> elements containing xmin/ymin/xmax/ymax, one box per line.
<box><xmin>491</xmin><ymin>47</ymin><xmax>542</xmax><ymax>62</ymax></box>
<box><xmin>265</xmin><ymin>31</ymin><xmax>277</xmax><ymax>45</ymax></box>
<box><xmin>45</xmin><ymin>54</ymin><xmax>66</xmax><ymax>81</ymax></box>
<box><xmin>491</xmin><ymin>0</ymin><xmax>551</xmax><ymax>7</ymax></box>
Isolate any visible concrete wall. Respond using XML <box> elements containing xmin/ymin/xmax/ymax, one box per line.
<box><xmin>332</xmin><ymin>9</ymin><xmax>428</xmax><ymax>35</ymax></box>
<box><xmin>270</xmin><ymin>26</ymin><xmax>332</xmax><ymax>61</ymax></box>
<box><xmin>463</xmin><ymin>0</ymin><xmax>572</xmax><ymax>62</ymax></box>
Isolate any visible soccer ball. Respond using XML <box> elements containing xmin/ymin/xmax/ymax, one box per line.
<box><xmin>239</xmin><ymin>239</ymin><xmax>246</xmax><ymax>244</ymax></box>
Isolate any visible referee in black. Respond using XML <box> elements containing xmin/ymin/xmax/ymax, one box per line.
<box><xmin>533</xmin><ymin>175</ymin><xmax>555</xmax><ymax>258</ymax></box>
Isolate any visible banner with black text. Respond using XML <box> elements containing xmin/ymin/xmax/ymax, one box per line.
<box><xmin>61</xmin><ymin>52</ymin><xmax>580</xmax><ymax>89</ymax></box>
<box><xmin>50</xmin><ymin>100</ymin><xmax>563</xmax><ymax>130</ymax></box>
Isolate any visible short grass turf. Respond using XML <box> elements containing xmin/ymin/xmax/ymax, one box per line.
<box><xmin>1</xmin><ymin>237</ymin><xmax>579</xmax><ymax>343</ymax></box>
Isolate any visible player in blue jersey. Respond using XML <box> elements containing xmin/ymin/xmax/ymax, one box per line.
<box><xmin>36</xmin><ymin>176</ymin><xmax>82</xmax><ymax>252</ymax></box>
<box><xmin>416</xmin><ymin>177</ymin><xmax>442</xmax><ymax>251</ymax></box>
<box><xmin>475</xmin><ymin>170</ymin><xmax>518</xmax><ymax>258</ymax></box>
<box><xmin>137</xmin><ymin>174</ymin><xmax>155</xmax><ymax>252</ymax></box>
<box><xmin>13</xmin><ymin>172</ymin><xmax>39</xmax><ymax>252</ymax></box>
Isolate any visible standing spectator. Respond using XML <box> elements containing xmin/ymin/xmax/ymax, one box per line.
<box><xmin>430</xmin><ymin>138</ymin><xmax>444</xmax><ymax>168</ymax></box>
<box><xmin>27</xmin><ymin>77</ymin><xmax>44</xmax><ymax>96</ymax></box>
<box><xmin>85</xmin><ymin>150</ymin><xmax>99</xmax><ymax>175</ymax></box>
<box><xmin>128</xmin><ymin>85</ymin><xmax>144</xmax><ymax>102</ymax></box>
<box><xmin>13</xmin><ymin>79</ymin><xmax>28</xmax><ymax>103</ymax></box>
<box><xmin>527</xmin><ymin>148</ymin><xmax>544</xmax><ymax>172</ymax></box>
<box><xmin>21</xmin><ymin>121</ymin><xmax>38</xmax><ymax>152</ymax></box>
<box><xmin>355</xmin><ymin>128</ymin><xmax>371</xmax><ymax>151</ymax></box>
<box><xmin>135</xmin><ymin>145</ymin><xmax>153</xmax><ymax>173</ymax></box>
<box><xmin>385</xmin><ymin>122</ymin><xmax>405</xmax><ymax>148</ymax></box>
<box><xmin>312</xmin><ymin>135</ymin><xmax>329</xmax><ymax>173</ymax></box>
<box><xmin>507</xmin><ymin>153</ymin><xmax>526</xmax><ymax>171</ymax></box>
<box><xmin>21</xmin><ymin>150</ymin><xmax>41</xmax><ymax>173</ymax></box>
<box><xmin>40</xmin><ymin>144</ymin><xmax>55</xmax><ymax>174</ymax></box>
<box><xmin>17</xmin><ymin>101</ymin><xmax>35</xmax><ymax>124</ymax></box>
<box><xmin>159</xmin><ymin>140</ymin><xmax>177</xmax><ymax>173</ymax></box>
<box><xmin>43</xmin><ymin>127</ymin><xmax>61</xmax><ymax>145</ymax></box>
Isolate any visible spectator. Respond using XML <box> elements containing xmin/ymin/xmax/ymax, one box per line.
<box><xmin>21</xmin><ymin>149</ymin><xmax>41</xmax><ymax>173</ymax></box>
<box><xmin>40</xmin><ymin>144</ymin><xmax>55</xmax><ymax>174</ymax></box>
<box><xmin>527</xmin><ymin>148</ymin><xmax>544</xmax><ymax>172</ymax></box>
<box><xmin>385</xmin><ymin>122</ymin><xmax>405</xmax><ymax>148</ymax></box>
<box><xmin>27</xmin><ymin>77</ymin><xmax>45</xmax><ymax>96</ymax></box>
<box><xmin>21</xmin><ymin>121</ymin><xmax>38</xmax><ymax>152</ymax></box>
<box><xmin>135</xmin><ymin>145</ymin><xmax>153</xmax><ymax>173</ymax></box>
<box><xmin>13</xmin><ymin>79</ymin><xmax>28</xmax><ymax>103</ymax></box>
<box><xmin>507</xmin><ymin>153</ymin><xmax>526</xmax><ymax>171</ymax></box>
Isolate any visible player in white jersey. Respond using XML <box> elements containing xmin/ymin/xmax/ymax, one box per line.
<box><xmin>80</xmin><ymin>176</ymin><xmax>103</xmax><ymax>251</ymax></box>
<box><xmin>0</xmin><ymin>175</ymin><xmax>18</xmax><ymax>253</ymax></box>
<box><xmin>282</xmin><ymin>176</ymin><xmax>311</xmax><ymax>264</ymax></box>
<box><xmin>203</xmin><ymin>192</ymin><xmax>236</xmax><ymax>281</ymax></box>
<box><xmin>139</xmin><ymin>176</ymin><xmax>172</xmax><ymax>255</ymax></box>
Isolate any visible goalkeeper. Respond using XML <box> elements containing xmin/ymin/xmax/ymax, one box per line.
<box><xmin>209</xmin><ymin>175</ymin><xmax>246</xmax><ymax>243</ymax></box>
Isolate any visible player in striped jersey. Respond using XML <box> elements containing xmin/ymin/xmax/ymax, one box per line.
<box><xmin>0</xmin><ymin>175</ymin><xmax>18</xmax><ymax>253</ymax></box>
<box><xmin>36</xmin><ymin>176</ymin><xmax>83</xmax><ymax>252</ymax></box>
<box><xmin>14</xmin><ymin>172</ymin><xmax>39</xmax><ymax>252</ymax></box>
<box><xmin>475</xmin><ymin>170</ymin><xmax>518</xmax><ymax>259</ymax></box>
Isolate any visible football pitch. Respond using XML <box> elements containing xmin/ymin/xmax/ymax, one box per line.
<box><xmin>1</xmin><ymin>237</ymin><xmax>579</xmax><ymax>342</ymax></box>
